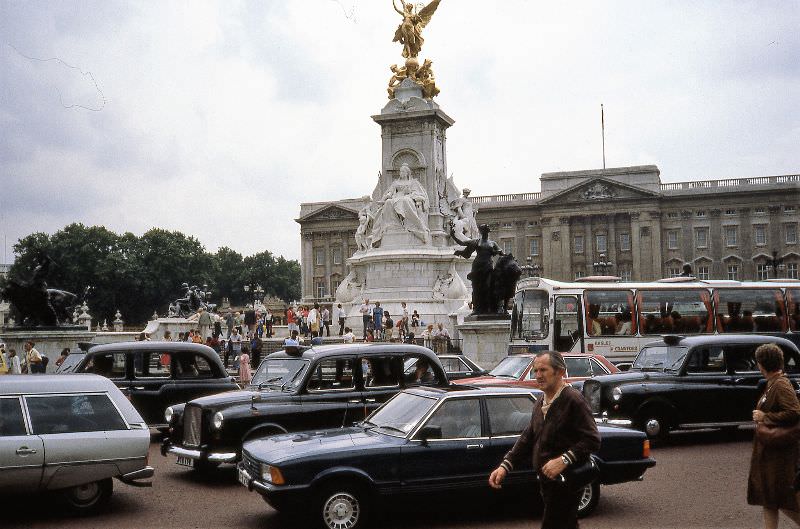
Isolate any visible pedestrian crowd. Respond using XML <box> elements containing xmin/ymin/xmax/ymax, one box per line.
<box><xmin>0</xmin><ymin>341</ymin><xmax>52</xmax><ymax>375</ymax></box>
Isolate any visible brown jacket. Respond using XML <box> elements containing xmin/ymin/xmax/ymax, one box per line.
<box><xmin>748</xmin><ymin>375</ymin><xmax>800</xmax><ymax>510</ymax></box>
<box><xmin>503</xmin><ymin>385</ymin><xmax>600</xmax><ymax>473</ymax></box>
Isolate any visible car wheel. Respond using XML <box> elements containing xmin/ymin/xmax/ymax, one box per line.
<box><xmin>315</xmin><ymin>481</ymin><xmax>370</xmax><ymax>529</ymax></box>
<box><xmin>576</xmin><ymin>480</ymin><xmax>600</xmax><ymax>518</ymax></box>
<box><xmin>637</xmin><ymin>410</ymin><xmax>670</xmax><ymax>440</ymax></box>
<box><xmin>62</xmin><ymin>478</ymin><xmax>113</xmax><ymax>513</ymax></box>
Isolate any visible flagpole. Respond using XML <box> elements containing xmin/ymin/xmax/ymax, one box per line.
<box><xmin>601</xmin><ymin>104</ymin><xmax>606</xmax><ymax>169</ymax></box>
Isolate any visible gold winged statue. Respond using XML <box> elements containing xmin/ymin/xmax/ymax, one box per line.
<box><xmin>392</xmin><ymin>0</ymin><xmax>442</xmax><ymax>59</ymax></box>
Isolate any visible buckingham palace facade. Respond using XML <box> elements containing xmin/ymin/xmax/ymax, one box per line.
<box><xmin>297</xmin><ymin>165</ymin><xmax>800</xmax><ymax>303</ymax></box>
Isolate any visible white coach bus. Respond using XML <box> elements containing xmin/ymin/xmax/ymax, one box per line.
<box><xmin>509</xmin><ymin>276</ymin><xmax>800</xmax><ymax>364</ymax></box>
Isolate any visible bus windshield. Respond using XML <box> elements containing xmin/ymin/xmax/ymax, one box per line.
<box><xmin>511</xmin><ymin>289</ymin><xmax>548</xmax><ymax>341</ymax></box>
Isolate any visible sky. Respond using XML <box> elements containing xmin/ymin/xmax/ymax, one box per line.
<box><xmin>1</xmin><ymin>1</ymin><xmax>798</xmax><ymax>264</ymax></box>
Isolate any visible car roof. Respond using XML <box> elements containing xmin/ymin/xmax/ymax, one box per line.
<box><xmin>645</xmin><ymin>334</ymin><xmax>800</xmax><ymax>350</ymax></box>
<box><xmin>267</xmin><ymin>343</ymin><xmax>441</xmax><ymax>361</ymax></box>
<box><xmin>0</xmin><ymin>373</ymin><xmax>122</xmax><ymax>396</ymax></box>
<box><xmin>405</xmin><ymin>385</ymin><xmax>540</xmax><ymax>400</ymax></box>
<box><xmin>85</xmin><ymin>341</ymin><xmax>218</xmax><ymax>355</ymax></box>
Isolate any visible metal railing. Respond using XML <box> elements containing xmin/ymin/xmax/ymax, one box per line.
<box><xmin>660</xmin><ymin>174</ymin><xmax>800</xmax><ymax>191</ymax></box>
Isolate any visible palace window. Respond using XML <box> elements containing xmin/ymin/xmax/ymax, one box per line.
<box><xmin>724</xmin><ymin>226</ymin><xmax>738</xmax><ymax>247</ymax></box>
<box><xmin>786</xmin><ymin>206</ymin><xmax>797</xmax><ymax>215</ymax></box>
<box><xmin>667</xmin><ymin>211</ymin><xmax>679</xmax><ymax>219</ymax></box>
<box><xmin>668</xmin><ymin>267</ymin><xmax>681</xmax><ymax>278</ymax></box>
<box><xmin>502</xmin><ymin>222</ymin><xmax>513</xmax><ymax>229</ymax></box>
<box><xmin>786</xmin><ymin>224</ymin><xmax>798</xmax><ymax>245</ymax></box>
<box><xmin>754</xmin><ymin>207</ymin><xmax>766</xmax><ymax>215</ymax></box>
<box><xmin>573</xmin><ymin>235</ymin><xmax>584</xmax><ymax>254</ymax></box>
<box><xmin>574</xmin><ymin>270</ymin><xmax>585</xmax><ymax>280</ymax></box>
<box><xmin>315</xmin><ymin>248</ymin><xmax>325</xmax><ymax>266</ymax></box>
<box><xmin>754</xmin><ymin>225</ymin><xmax>767</xmax><ymax>246</ymax></box>
<box><xmin>502</xmin><ymin>240</ymin><xmax>513</xmax><ymax>254</ymax></box>
<box><xmin>595</xmin><ymin>234</ymin><xmax>608</xmax><ymax>253</ymax></box>
<box><xmin>727</xmin><ymin>265</ymin><xmax>740</xmax><ymax>281</ymax></box>
<box><xmin>529</xmin><ymin>238</ymin><xmax>540</xmax><ymax>256</ymax></box>
<box><xmin>697</xmin><ymin>266</ymin><xmax>710</xmax><ymax>280</ymax></box>
<box><xmin>619</xmin><ymin>233</ymin><xmax>631</xmax><ymax>252</ymax></box>
<box><xmin>756</xmin><ymin>264</ymin><xmax>770</xmax><ymax>281</ymax></box>
<box><xmin>315</xmin><ymin>280</ymin><xmax>326</xmax><ymax>299</ymax></box>
<box><xmin>788</xmin><ymin>263</ymin><xmax>798</xmax><ymax>280</ymax></box>
<box><xmin>695</xmin><ymin>228</ymin><xmax>709</xmax><ymax>249</ymax></box>
<box><xmin>725</xmin><ymin>209</ymin><xmax>737</xmax><ymax>216</ymax></box>
<box><xmin>331</xmin><ymin>279</ymin><xmax>341</xmax><ymax>295</ymax></box>
<box><xmin>332</xmin><ymin>247</ymin><xmax>342</xmax><ymax>265</ymax></box>
<box><xmin>619</xmin><ymin>268</ymin><xmax>632</xmax><ymax>281</ymax></box>
<box><xmin>667</xmin><ymin>230</ymin><xmax>679</xmax><ymax>250</ymax></box>
<box><xmin>696</xmin><ymin>210</ymin><xmax>706</xmax><ymax>218</ymax></box>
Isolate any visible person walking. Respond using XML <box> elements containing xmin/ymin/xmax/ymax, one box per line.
<box><xmin>372</xmin><ymin>302</ymin><xmax>384</xmax><ymax>340</ymax></box>
<box><xmin>489</xmin><ymin>351</ymin><xmax>600</xmax><ymax>529</ymax></box>
<box><xmin>225</xmin><ymin>310</ymin><xmax>234</xmax><ymax>339</ymax></box>
<box><xmin>308</xmin><ymin>303</ymin><xmax>321</xmax><ymax>338</ymax></box>
<box><xmin>8</xmin><ymin>349</ymin><xmax>22</xmax><ymax>375</ymax></box>
<box><xmin>286</xmin><ymin>306</ymin><xmax>298</xmax><ymax>337</ymax></box>
<box><xmin>239</xmin><ymin>346</ymin><xmax>252</xmax><ymax>386</ymax></box>
<box><xmin>748</xmin><ymin>343</ymin><xmax>800</xmax><ymax>529</ymax></box>
<box><xmin>24</xmin><ymin>341</ymin><xmax>44</xmax><ymax>374</ymax></box>
<box><xmin>198</xmin><ymin>308</ymin><xmax>213</xmax><ymax>340</ymax></box>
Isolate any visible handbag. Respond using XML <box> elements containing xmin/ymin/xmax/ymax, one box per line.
<box><xmin>755</xmin><ymin>421</ymin><xmax>800</xmax><ymax>448</ymax></box>
<box><xmin>555</xmin><ymin>457</ymin><xmax>600</xmax><ymax>491</ymax></box>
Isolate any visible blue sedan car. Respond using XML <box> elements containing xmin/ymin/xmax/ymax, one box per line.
<box><xmin>238</xmin><ymin>386</ymin><xmax>655</xmax><ymax>529</ymax></box>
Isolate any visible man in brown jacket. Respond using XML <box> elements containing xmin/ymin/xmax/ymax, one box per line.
<box><xmin>489</xmin><ymin>351</ymin><xmax>600</xmax><ymax>529</ymax></box>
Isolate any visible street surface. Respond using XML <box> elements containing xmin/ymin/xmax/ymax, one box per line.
<box><xmin>4</xmin><ymin>428</ymin><xmax>762</xmax><ymax>529</ymax></box>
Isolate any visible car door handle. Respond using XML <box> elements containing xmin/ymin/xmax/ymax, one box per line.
<box><xmin>348</xmin><ymin>399</ymin><xmax>362</xmax><ymax>404</ymax></box>
<box><xmin>16</xmin><ymin>447</ymin><xmax>37</xmax><ymax>456</ymax></box>
<box><xmin>365</xmin><ymin>398</ymin><xmax>377</xmax><ymax>403</ymax></box>
<box><xmin>466</xmin><ymin>443</ymin><xmax>484</xmax><ymax>450</ymax></box>
<box><xmin>132</xmin><ymin>386</ymin><xmax>146</xmax><ymax>390</ymax></box>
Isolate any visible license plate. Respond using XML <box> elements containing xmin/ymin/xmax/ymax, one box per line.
<box><xmin>238</xmin><ymin>468</ymin><xmax>251</xmax><ymax>488</ymax></box>
<box><xmin>176</xmin><ymin>456</ymin><xmax>194</xmax><ymax>468</ymax></box>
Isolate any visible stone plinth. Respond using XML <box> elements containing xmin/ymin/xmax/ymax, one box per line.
<box><xmin>0</xmin><ymin>327</ymin><xmax>95</xmax><ymax>373</ymax></box>
<box><xmin>457</xmin><ymin>319</ymin><xmax>511</xmax><ymax>369</ymax></box>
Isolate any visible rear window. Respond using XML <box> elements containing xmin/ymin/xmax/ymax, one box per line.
<box><xmin>83</xmin><ymin>352</ymin><xmax>127</xmax><ymax>379</ymax></box>
<box><xmin>0</xmin><ymin>397</ymin><xmax>27</xmax><ymax>436</ymax></box>
<box><xmin>174</xmin><ymin>354</ymin><xmax>214</xmax><ymax>379</ymax></box>
<box><xmin>25</xmin><ymin>394</ymin><xmax>127</xmax><ymax>434</ymax></box>
<box><xmin>134</xmin><ymin>351</ymin><xmax>171</xmax><ymax>378</ymax></box>
<box><xmin>486</xmin><ymin>396</ymin><xmax>533</xmax><ymax>436</ymax></box>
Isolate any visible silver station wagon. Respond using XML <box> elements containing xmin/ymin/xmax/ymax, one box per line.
<box><xmin>0</xmin><ymin>374</ymin><xmax>154</xmax><ymax>512</ymax></box>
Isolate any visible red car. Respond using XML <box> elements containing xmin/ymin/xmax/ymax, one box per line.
<box><xmin>454</xmin><ymin>353</ymin><xmax>619</xmax><ymax>390</ymax></box>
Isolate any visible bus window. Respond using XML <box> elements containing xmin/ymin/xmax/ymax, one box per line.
<box><xmin>788</xmin><ymin>289</ymin><xmax>800</xmax><ymax>332</ymax></box>
<box><xmin>554</xmin><ymin>296</ymin><xmax>581</xmax><ymax>352</ymax></box>
<box><xmin>637</xmin><ymin>289</ymin><xmax>712</xmax><ymax>335</ymax></box>
<box><xmin>715</xmin><ymin>289</ymin><xmax>786</xmax><ymax>333</ymax></box>
<box><xmin>584</xmin><ymin>290</ymin><xmax>635</xmax><ymax>336</ymax></box>
<box><xmin>511</xmin><ymin>289</ymin><xmax>548</xmax><ymax>341</ymax></box>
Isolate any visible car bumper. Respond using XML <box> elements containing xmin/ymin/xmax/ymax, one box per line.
<box><xmin>164</xmin><ymin>443</ymin><xmax>238</xmax><ymax>464</ymax></box>
<box><xmin>598</xmin><ymin>458</ymin><xmax>657</xmax><ymax>485</ymax></box>
<box><xmin>117</xmin><ymin>466</ymin><xmax>155</xmax><ymax>487</ymax></box>
<box><xmin>236</xmin><ymin>464</ymin><xmax>310</xmax><ymax>511</ymax></box>
<box><xmin>595</xmin><ymin>412</ymin><xmax>633</xmax><ymax>427</ymax></box>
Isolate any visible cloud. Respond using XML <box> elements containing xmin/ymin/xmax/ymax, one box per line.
<box><xmin>1</xmin><ymin>0</ymin><xmax>798</xmax><ymax>265</ymax></box>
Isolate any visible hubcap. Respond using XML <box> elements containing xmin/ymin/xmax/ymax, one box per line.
<box><xmin>72</xmin><ymin>482</ymin><xmax>100</xmax><ymax>504</ymax></box>
<box><xmin>645</xmin><ymin>418</ymin><xmax>661</xmax><ymax>437</ymax></box>
<box><xmin>323</xmin><ymin>492</ymin><xmax>360</xmax><ymax>529</ymax></box>
<box><xmin>578</xmin><ymin>483</ymin><xmax>593</xmax><ymax>512</ymax></box>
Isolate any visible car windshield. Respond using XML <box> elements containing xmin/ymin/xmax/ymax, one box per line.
<box><xmin>364</xmin><ymin>392</ymin><xmax>438</xmax><ymax>437</ymax></box>
<box><xmin>632</xmin><ymin>346</ymin><xmax>689</xmax><ymax>371</ymax></box>
<box><xmin>489</xmin><ymin>356</ymin><xmax>531</xmax><ymax>379</ymax></box>
<box><xmin>55</xmin><ymin>352</ymin><xmax>86</xmax><ymax>374</ymax></box>
<box><xmin>250</xmin><ymin>358</ymin><xmax>308</xmax><ymax>389</ymax></box>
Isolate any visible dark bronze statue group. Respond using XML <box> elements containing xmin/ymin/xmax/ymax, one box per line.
<box><xmin>450</xmin><ymin>221</ymin><xmax>522</xmax><ymax>318</ymax></box>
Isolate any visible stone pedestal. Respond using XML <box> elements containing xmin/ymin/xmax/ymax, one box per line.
<box><xmin>0</xmin><ymin>327</ymin><xmax>96</xmax><ymax>373</ymax></box>
<box><xmin>457</xmin><ymin>319</ymin><xmax>511</xmax><ymax>370</ymax></box>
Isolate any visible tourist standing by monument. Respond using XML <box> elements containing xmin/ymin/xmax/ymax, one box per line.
<box><xmin>8</xmin><ymin>349</ymin><xmax>21</xmax><ymax>374</ymax></box>
<box><xmin>334</xmin><ymin>303</ymin><xmax>346</xmax><ymax>336</ymax></box>
<box><xmin>308</xmin><ymin>303</ymin><xmax>320</xmax><ymax>338</ymax></box>
<box><xmin>322</xmin><ymin>306</ymin><xmax>331</xmax><ymax>337</ymax></box>
<box><xmin>225</xmin><ymin>310</ymin><xmax>234</xmax><ymax>339</ymax></box>
<box><xmin>24</xmin><ymin>341</ymin><xmax>43</xmax><ymax>374</ymax></box>
<box><xmin>198</xmin><ymin>308</ymin><xmax>212</xmax><ymax>340</ymax></box>
<box><xmin>372</xmin><ymin>302</ymin><xmax>384</xmax><ymax>340</ymax></box>
<box><xmin>286</xmin><ymin>306</ymin><xmax>298</xmax><ymax>337</ymax></box>
<box><xmin>360</xmin><ymin>299</ymin><xmax>373</xmax><ymax>339</ymax></box>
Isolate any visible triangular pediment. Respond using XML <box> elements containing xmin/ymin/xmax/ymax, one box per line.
<box><xmin>297</xmin><ymin>204</ymin><xmax>360</xmax><ymax>223</ymax></box>
<box><xmin>538</xmin><ymin>177</ymin><xmax>660</xmax><ymax>205</ymax></box>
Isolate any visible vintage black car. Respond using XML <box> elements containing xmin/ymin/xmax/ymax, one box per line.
<box><xmin>583</xmin><ymin>334</ymin><xmax>800</xmax><ymax>439</ymax></box>
<box><xmin>238</xmin><ymin>386</ymin><xmax>655</xmax><ymax>529</ymax></box>
<box><xmin>73</xmin><ymin>341</ymin><xmax>238</xmax><ymax>426</ymax></box>
<box><xmin>162</xmin><ymin>343</ymin><xmax>448</xmax><ymax>472</ymax></box>
<box><xmin>406</xmin><ymin>354</ymin><xmax>488</xmax><ymax>380</ymax></box>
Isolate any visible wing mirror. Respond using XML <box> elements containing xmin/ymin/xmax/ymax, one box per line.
<box><xmin>417</xmin><ymin>425</ymin><xmax>442</xmax><ymax>445</ymax></box>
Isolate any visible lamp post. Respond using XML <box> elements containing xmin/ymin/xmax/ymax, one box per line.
<box><xmin>593</xmin><ymin>253</ymin><xmax>614</xmax><ymax>276</ymax></box>
<box><xmin>521</xmin><ymin>256</ymin><xmax>542</xmax><ymax>278</ymax></box>
<box><xmin>767</xmin><ymin>250</ymin><xmax>785</xmax><ymax>279</ymax></box>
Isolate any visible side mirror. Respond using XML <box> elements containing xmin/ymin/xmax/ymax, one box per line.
<box><xmin>417</xmin><ymin>425</ymin><xmax>442</xmax><ymax>444</ymax></box>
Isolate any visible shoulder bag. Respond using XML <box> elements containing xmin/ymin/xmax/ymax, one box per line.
<box><xmin>755</xmin><ymin>421</ymin><xmax>800</xmax><ymax>448</ymax></box>
<box><xmin>555</xmin><ymin>457</ymin><xmax>600</xmax><ymax>491</ymax></box>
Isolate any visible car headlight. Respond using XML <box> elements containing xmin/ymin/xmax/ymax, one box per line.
<box><xmin>212</xmin><ymin>411</ymin><xmax>224</xmax><ymax>430</ymax></box>
<box><xmin>165</xmin><ymin>406</ymin><xmax>174</xmax><ymax>424</ymax></box>
<box><xmin>261</xmin><ymin>464</ymin><xmax>285</xmax><ymax>485</ymax></box>
<box><xmin>611</xmin><ymin>386</ymin><xmax>623</xmax><ymax>401</ymax></box>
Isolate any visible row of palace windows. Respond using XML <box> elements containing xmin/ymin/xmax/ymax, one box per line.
<box><xmin>665</xmin><ymin>262</ymin><xmax>799</xmax><ymax>281</ymax></box>
<box><xmin>666</xmin><ymin>223</ymin><xmax>798</xmax><ymax>250</ymax></box>
<box><xmin>664</xmin><ymin>206</ymin><xmax>796</xmax><ymax>219</ymax></box>
<box><xmin>314</xmin><ymin>246</ymin><xmax>359</xmax><ymax>267</ymax></box>
<box><xmin>520</xmin><ymin>233</ymin><xmax>632</xmax><ymax>257</ymax></box>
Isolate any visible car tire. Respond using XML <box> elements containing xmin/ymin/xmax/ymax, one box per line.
<box><xmin>61</xmin><ymin>478</ymin><xmax>113</xmax><ymax>513</ymax></box>
<box><xmin>637</xmin><ymin>409</ymin><xmax>670</xmax><ymax>441</ymax></box>
<box><xmin>577</xmin><ymin>480</ymin><xmax>600</xmax><ymax>518</ymax></box>
<box><xmin>314</xmin><ymin>481</ymin><xmax>370</xmax><ymax>529</ymax></box>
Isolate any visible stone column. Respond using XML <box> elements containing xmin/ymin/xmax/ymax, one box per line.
<box><xmin>558</xmin><ymin>216</ymin><xmax>573</xmax><ymax>278</ymax></box>
<box><xmin>648</xmin><ymin>211</ymin><xmax>664</xmax><ymax>279</ymax></box>
<box><xmin>302</xmin><ymin>233</ymin><xmax>314</xmax><ymax>300</ymax></box>
<box><xmin>629</xmin><ymin>212</ymin><xmax>644</xmax><ymax>280</ymax></box>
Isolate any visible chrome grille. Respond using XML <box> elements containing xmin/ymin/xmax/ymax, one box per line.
<box><xmin>241</xmin><ymin>451</ymin><xmax>261</xmax><ymax>478</ymax></box>
<box><xmin>183</xmin><ymin>405</ymin><xmax>202</xmax><ymax>448</ymax></box>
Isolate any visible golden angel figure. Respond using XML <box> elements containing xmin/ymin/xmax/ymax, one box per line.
<box><xmin>392</xmin><ymin>0</ymin><xmax>442</xmax><ymax>59</ymax></box>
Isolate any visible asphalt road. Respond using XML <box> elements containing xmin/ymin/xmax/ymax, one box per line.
<box><xmin>4</xmin><ymin>428</ymin><xmax>765</xmax><ymax>529</ymax></box>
